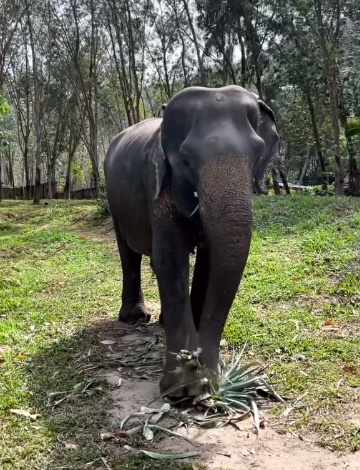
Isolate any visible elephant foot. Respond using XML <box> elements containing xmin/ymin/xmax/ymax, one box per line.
<box><xmin>160</xmin><ymin>369</ymin><xmax>205</xmax><ymax>403</ymax></box>
<box><xmin>160</xmin><ymin>357</ymin><xmax>211</xmax><ymax>403</ymax></box>
<box><xmin>158</xmin><ymin>312</ymin><xmax>164</xmax><ymax>327</ymax></box>
<box><xmin>119</xmin><ymin>302</ymin><xmax>151</xmax><ymax>325</ymax></box>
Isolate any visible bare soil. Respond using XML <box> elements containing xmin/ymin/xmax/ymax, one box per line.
<box><xmin>99</xmin><ymin>319</ymin><xmax>360</xmax><ymax>470</ymax></box>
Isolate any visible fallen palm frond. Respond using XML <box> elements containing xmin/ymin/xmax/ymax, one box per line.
<box><xmin>118</xmin><ymin>403</ymin><xmax>193</xmax><ymax>444</ymax></box>
<box><xmin>124</xmin><ymin>445</ymin><xmax>201</xmax><ymax>460</ymax></box>
<box><xmin>194</xmin><ymin>347</ymin><xmax>284</xmax><ymax>431</ymax></box>
<box><xmin>118</xmin><ymin>340</ymin><xmax>284</xmax><ymax>459</ymax></box>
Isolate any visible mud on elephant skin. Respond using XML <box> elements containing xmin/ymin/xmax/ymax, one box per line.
<box><xmin>104</xmin><ymin>85</ymin><xmax>279</xmax><ymax>399</ymax></box>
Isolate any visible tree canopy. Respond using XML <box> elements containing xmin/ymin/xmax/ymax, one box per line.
<box><xmin>1</xmin><ymin>0</ymin><xmax>359</xmax><ymax>200</ymax></box>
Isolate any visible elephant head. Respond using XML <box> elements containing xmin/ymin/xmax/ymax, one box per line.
<box><xmin>154</xmin><ymin>87</ymin><xmax>279</xmax><ymax>218</ymax></box>
<box><xmin>149</xmin><ymin>86</ymin><xmax>279</xmax><ymax>392</ymax></box>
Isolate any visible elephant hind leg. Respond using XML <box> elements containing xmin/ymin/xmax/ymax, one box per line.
<box><xmin>113</xmin><ymin>218</ymin><xmax>150</xmax><ymax>325</ymax></box>
<box><xmin>190</xmin><ymin>246</ymin><xmax>209</xmax><ymax>330</ymax></box>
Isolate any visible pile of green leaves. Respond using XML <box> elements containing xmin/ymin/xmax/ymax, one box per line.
<box><xmin>163</xmin><ymin>345</ymin><xmax>284</xmax><ymax>431</ymax></box>
<box><xmin>120</xmin><ymin>343</ymin><xmax>284</xmax><ymax>460</ymax></box>
<box><xmin>193</xmin><ymin>345</ymin><xmax>284</xmax><ymax>431</ymax></box>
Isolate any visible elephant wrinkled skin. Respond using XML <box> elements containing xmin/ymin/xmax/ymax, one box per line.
<box><xmin>104</xmin><ymin>85</ymin><xmax>279</xmax><ymax>398</ymax></box>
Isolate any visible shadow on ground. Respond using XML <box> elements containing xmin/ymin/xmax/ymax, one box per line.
<box><xmin>23</xmin><ymin>317</ymin><xmax>360</xmax><ymax>470</ymax></box>
<box><xmin>23</xmin><ymin>318</ymin><xmax>144</xmax><ymax>469</ymax></box>
<box><xmin>23</xmin><ymin>316</ymin><xmax>200</xmax><ymax>469</ymax></box>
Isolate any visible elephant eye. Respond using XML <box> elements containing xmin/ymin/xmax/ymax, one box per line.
<box><xmin>180</xmin><ymin>150</ymin><xmax>191</xmax><ymax>167</ymax></box>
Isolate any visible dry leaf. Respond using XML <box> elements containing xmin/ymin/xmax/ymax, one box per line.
<box><xmin>0</xmin><ymin>344</ymin><xmax>11</xmax><ymax>352</ymax></box>
<box><xmin>100</xmin><ymin>340</ymin><xmax>116</xmax><ymax>345</ymax></box>
<box><xmin>324</xmin><ymin>319</ymin><xmax>334</xmax><ymax>326</ymax></box>
<box><xmin>18</xmin><ymin>353</ymin><xmax>27</xmax><ymax>360</ymax></box>
<box><xmin>78</xmin><ymin>235</ymin><xmax>87</xmax><ymax>239</ymax></box>
<box><xmin>0</xmin><ymin>358</ymin><xmax>5</xmax><ymax>364</ymax></box>
<box><xmin>291</xmin><ymin>276</ymin><xmax>300</xmax><ymax>281</ymax></box>
<box><xmin>114</xmin><ymin>430</ymin><xmax>128</xmax><ymax>436</ymax></box>
<box><xmin>64</xmin><ymin>442</ymin><xmax>77</xmax><ymax>450</ymax></box>
<box><xmin>343</xmin><ymin>365</ymin><xmax>357</xmax><ymax>374</ymax></box>
<box><xmin>303</xmin><ymin>270</ymin><xmax>311</xmax><ymax>276</ymax></box>
<box><xmin>282</xmin><ymin>407</ymin><xmax>294</xmax><ymax>418</ymax></box>
<box><xmin>100</xmin><ymin>433</ymin><xmax>115</xmax><ymax>441</ymax></box>
<box><xmin>310</xmin><ymin>259</ymin><xmax>318</xmax><ymax>265</ymax></box>
<box><xmin>10</xmin><ymin>409</ymin><xmax>41</xmax><ymax>420</ymax></box>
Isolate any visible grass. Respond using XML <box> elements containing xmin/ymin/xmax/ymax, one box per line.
<box><xmin>0</xmin><ymin>196</ymin><xmax>360</xmax><ymax>469</ymax></box>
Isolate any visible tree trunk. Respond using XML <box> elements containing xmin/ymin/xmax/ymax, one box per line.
<box><xmin>182</xmin><ymin>0</ymin><xmax>206</xmax><ymax>85</ymax></box>
<box><xmin>299</xmin><ymin>149</ymin><xmax>311</xmax><ymax>186</ymax></box>
<box><xmin>107</xmin><ymin>0</ymin><xmax>135</xmax><ymax>126</ymax></box>
<box><xmin>23</xmin><ymin>146</ymin><xmax>30</xmax><ymax>199</ymax></box>
<box><xmin>27</xmin><ymin>3</ymin><xmax>42</xmax><ymax>204</ymax></box>
<box><xmin>124</xmin><ymin>0</ymin><xmax>142</xmax><ymax>123</ymax></box>
<box><xmin>237</xmin><ymin>26</ymin><xmax>247</xmax><ymax>88</ymax></box>
<box><xmin>7</xmin><ymin>144</ymin><xmax>15</xmax><ymax>196</ymax></box>
<box><xmin>64</xmin><ymin>152</ymin><xmax>75</xmax><ymax>199</ymax></box>
<box><xmin>47</xmin><ymin>162</ymin><xmax>56</xmax><ymax>199</ymax></box>
<box><xmin>279</xmin><ymin>169</ymin><xmax>290</xmax><ymax>195</ymax></box>
<box><xmin>314</xmin><ymin>0</ymin><xmax>343</xmax><ymax>194</ymax></box>
<box><xmin>305</xmin><ymin>87</ymin><xmax>326</xmax><ymax>174</ymax></box>
<box><xmin>0</xmin><ymin>154</ymin><xmax>2</xmax><ymax>202</ymax></box>
<box><xmin>106</xmin><ymin>8</ymin><xmax>133</xmax><ymax>127</ymax></box>
<box><xmin>347</xmin><ymin>137</ymin><xmax>358</xmax><ymax>195</ymax></box>
<box><xmin>242</xmin><ymin>13</ymin><xmax>263</xmax><ymax>98</ymax></box>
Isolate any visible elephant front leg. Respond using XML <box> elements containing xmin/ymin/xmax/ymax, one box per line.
<box><xmin>190</xmin><ymin>245</ymin><xmax>209</xmax><ymax>330</ymax></box>
<box><xmin>152</xmin><ymin>201</ymin><xmax>201</xmax><ymax>398</ymax></box>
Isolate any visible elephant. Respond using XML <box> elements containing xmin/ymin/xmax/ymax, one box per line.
<box><xmin>104</xmin><ymin>85</ymin><xmax>279</xmax><ymax>399</ymax></box>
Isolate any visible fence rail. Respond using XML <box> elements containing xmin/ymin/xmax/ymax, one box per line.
<box><xmin>0</xmin><ymin>183</ymin><xmax>104</xmax><ymax>200</ymax></box>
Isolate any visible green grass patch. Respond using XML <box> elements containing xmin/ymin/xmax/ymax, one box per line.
<box><xmin>0</xmin><ymin>196</ymin><xmax>360</xmax><ymax>469</ymax></box>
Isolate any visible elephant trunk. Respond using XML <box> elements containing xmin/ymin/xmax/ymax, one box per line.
<box><xmin>198</xmin><ymin>156</ymin><xmax>254</xmax><ymax>368</ymax></box>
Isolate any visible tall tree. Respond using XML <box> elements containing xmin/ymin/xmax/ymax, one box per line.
<box><xmin>26</xmin><ymin>0</ymin><xmax>42</xmax><ymax>204</ymax></box>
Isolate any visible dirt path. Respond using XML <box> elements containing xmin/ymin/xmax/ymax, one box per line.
<box><xmin>95</xmin><ymin>322</ymin><xmax>360</xmax><ymax>470</ymax></box>
<box><xmin>83</xmin><ymin>221</ymin><xmax>360</xmax><ymax>469</ymax></box>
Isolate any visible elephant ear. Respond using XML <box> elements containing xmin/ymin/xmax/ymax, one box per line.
<box><xmin>157</xmin><ymin>103</ymin><xmax>167</xmax><ymax>117</ymax></box>
<box><xmin>143</xmin><ymin>125</ymin><xmax>169</xmax><ymax>200</ymax></box>
<box><xmin>146</xmin><ymin>114</ymin><xmax>198</xmax><ymax>218</ymax></box>
<box><xmin>258</xmin><ymin>100</ymin><xmax>277</xmax><ymax>130</ymax></box>
<box><xmin>254</xmin><ymin>99</ymin><xmax>280</xmax><ymax>183</ymax></box>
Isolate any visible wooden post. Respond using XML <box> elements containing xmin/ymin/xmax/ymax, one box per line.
<box><xmin>279</xmin><ymin>169</ymin><xmax>291</xmax><ymax>195</ymax></box>
<box><xmin>272</xmin><ymin>169</ymin><xmax>281</xmax><ymax>195</ymax></box>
